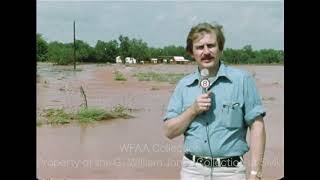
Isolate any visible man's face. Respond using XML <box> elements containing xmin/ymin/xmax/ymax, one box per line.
<box><xmin>191</xmin><ymin>32</ymin><xmax>222</xmax><ymax>71</ymax></box>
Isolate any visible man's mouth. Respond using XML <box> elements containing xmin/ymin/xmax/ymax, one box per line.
<box><xmin>201</xmin><ymin>57</ymin><xmax>214</xmax><ymax>63</ymax></box>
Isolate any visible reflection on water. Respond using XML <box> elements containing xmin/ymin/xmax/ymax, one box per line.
<box><xmin>80</xmin><ymin>124</ymin><xmax>87</xmax><ymax>145</ymax></box>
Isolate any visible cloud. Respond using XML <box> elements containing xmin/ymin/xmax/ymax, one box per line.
<box><xmin>155</xmin><ymin>13</ymin><xmax>167</xmax><ymax>22</ymax></box>
<box><xmin>37</xmin><ymin>1</ymin><xmax>283</xmax><ymax>49</ymax></box>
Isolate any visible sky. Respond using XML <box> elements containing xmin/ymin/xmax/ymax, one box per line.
<box><xmin>37</xmin><ymin>0</ymin><xmax>284</xmax><ymax>50</ymax></box>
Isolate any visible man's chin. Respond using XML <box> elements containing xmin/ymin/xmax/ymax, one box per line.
<box><xmin>201</xmin><ymin>62</ymin><xmax>214</xmax><ymax>69</ymax></box>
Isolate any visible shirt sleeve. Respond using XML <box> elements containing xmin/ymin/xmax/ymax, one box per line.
<box><xmin>163</xmin><ymin>82</ymin><xmax>183</xmax><ymax>121</ymax></box>
<box><xmin>243</xmin><ymin>74</ymin><xmax>266</xmax><ymax>126</ymax></box>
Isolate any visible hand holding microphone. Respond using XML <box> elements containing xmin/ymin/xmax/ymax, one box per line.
<box><xmin>191</xmin><ymin>68</ymin><xmax>212</xmax><ymax>115</ymax></box>
<box><xmin>192</xmin><ymin>92</ymin><xmax>212</xmax><ymax>114</ymax></box>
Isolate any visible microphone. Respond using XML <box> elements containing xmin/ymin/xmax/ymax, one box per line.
<box><xmin>200</xmin><ymin>68</ymin><xmax>210</xmax><ymax>93</ymax></box>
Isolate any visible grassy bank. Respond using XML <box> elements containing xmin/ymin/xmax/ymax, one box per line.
<box><xmin>37</xmin><ymin>104</ymin><xmax>133</xmax><ymax>126</ymax></box>
<box><xmin>134</xmin><ymin>72</ymin><xmax>188</xmax><ymax>84</ymax></box>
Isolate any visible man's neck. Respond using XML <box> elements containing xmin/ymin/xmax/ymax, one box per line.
<box><xmin>208</xmin><ymin>61</ymin><xmax>220</xmax><ymax>77</ymax></box>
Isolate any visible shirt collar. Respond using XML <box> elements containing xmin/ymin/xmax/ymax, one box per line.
<box><xmin>185</xmin><ymin>61</ymin><xmax>232</xmax><ymax>86</ymax></box>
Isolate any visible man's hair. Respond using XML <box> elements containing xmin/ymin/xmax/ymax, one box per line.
<box><xmin>186</xmin><ymin>22</ymin><xmax>225</xmax><ymax>54</ymax></box>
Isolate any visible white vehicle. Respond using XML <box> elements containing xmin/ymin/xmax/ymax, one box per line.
<box><xmin>125</xmin><ymin>57</ymin><xmax>137</xmax><ymax>64</ymax></box>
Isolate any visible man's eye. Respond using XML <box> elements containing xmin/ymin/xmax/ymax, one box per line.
<box><xmin>207</xmin><ymin>44</ymin><xmax>215</xmax><ymax>48</ymax></box>
<box><xmin>196</xmin><ymin>46</ymin><xmax>204</xmax><ymax>50</ymax></box>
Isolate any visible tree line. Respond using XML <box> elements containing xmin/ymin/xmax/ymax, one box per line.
<box><xmin>37</xmin><ymin>33</ymin><xmax>284</xmax><ymax>65</ymax></box>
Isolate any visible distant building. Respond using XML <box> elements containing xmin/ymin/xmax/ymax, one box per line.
<box><xmin>116</xmin><ymin>56</ymin><xmax>122</xmax><ymax>63</ymax></box>
<box><xmin>125</xmin><ymin>57</ymin><xmax>137</xmax><ymax>64</ymax></box>
<box><xmin>171</xmin><ymin>56</ymin><xmax>190</xmax><ymax>64</ymax></box>
<box><xmin>151</xmin><ymin>58</ymin><xmax>158</xmax><ymax>64</ymax></box>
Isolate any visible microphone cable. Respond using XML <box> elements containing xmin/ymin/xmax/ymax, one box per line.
<box><xmin>200</xmin><ymin>69</ymin><xmax>214</xmax><ymax>180</ymax></box>
<box><xmin>204</xmin><ymin>93</ymin><xmax>214</xmax><ymax>180</ymax></box>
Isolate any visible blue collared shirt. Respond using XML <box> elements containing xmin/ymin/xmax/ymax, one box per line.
<box><xmin>163</xmin><ymin>61</ymin><xmax>266</xmax><ymax>157</ymax></box>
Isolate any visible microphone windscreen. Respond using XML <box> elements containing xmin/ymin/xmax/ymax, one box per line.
<box><xmin>200</xmin><ymin>68</ymin><xmax>209</xmax><ymax>77</ymax></box>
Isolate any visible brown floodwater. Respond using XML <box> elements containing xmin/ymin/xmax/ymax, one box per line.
<box><xmin>37</xmin><ymin>63</ymin><xmax>283</xmax><ymax>179</ymax></box>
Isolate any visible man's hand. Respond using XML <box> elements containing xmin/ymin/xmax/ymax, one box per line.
<box><xmin>249</xmin><ymin>117</ymin><xmax>265</xmax><ymax>180</ymax></box>
<box><xmin>191</xmin><ymin>92</ymin><xmax>212</xmax><ymax>114</ymax></box>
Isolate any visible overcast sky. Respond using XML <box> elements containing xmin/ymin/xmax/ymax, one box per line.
<box><xmin>37</xmin><ymin>0</ymin><xmax>284</xmax><ymax>50</ymax></box>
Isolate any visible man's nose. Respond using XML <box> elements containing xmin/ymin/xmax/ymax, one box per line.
<box><xmin>203</xmin><ymin>45</ymin><xmax>210</xmax><ymax>54</ymax></box>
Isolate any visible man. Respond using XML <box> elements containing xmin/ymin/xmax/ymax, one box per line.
<box><xmin>163</xmin><ymin>22</ymin><xmax>266</xmax><ymax>180</ymax></box>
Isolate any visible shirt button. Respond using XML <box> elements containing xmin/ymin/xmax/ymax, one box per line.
<box><xmin>204</xmin><ymin>140</ymin><xmax>207</xmax><ymax>143</ymax></box>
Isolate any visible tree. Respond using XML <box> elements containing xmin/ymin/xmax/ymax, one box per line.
<box><xmin>222</xmin><ymin>48</ymin><xmax>241</xmax><ymax>64</ymax></box>
<box><xmin>118</xmin><ymin>35</ymin><xmax>130</xmax><ymax>61</ymax></box>
<box><xmin>38</xmin><ymin>32</ymin><xmax>284</xmax><ymax>65</ymax></box>
<box><xmin>47</xmin><ymin>41</ymin><xmax>73</xmax><ymax>65</ymax></box>
<box><xmin>242</xmin><ymin>45</ymin><xmax>255</xmax><ymax>63</ymax></box>
<box><xmin>36</xmin><ymin>33</ymin><xmax>48</xmax><ymax>61</ymax></box>
<box><xmin>104</xmin><ymin>40</ymin><xmax>119</xmax><ymax>63</ymax></box>
<box><xmin>147</xmin><ymin>47</ymin><xmax>162</xmax><ymax>59</ymax></box>
<box><xmin>255</xmin><ymin>49</ymin><xmax>281</xmax><ymax>64</ymax></box>
<box><xmin>278</xmin><ymin>50</ymin><xmax>284</xmax><ymax>63</ymax></box>
<box><xmin>65</xmin><ymin>40</ymin><xmax>92</xmax><ymax>62</ymax></box>
<box><xmin>128</xmin><ymin>38</ymin><xmax>149</xmax><ymax>62</ymax></box>
<box><xmin>118</xmin><ymin>35</ymin><xmax>149</xmax><ymax>62</ymax></box>
<box><xmin>94</xmin><ymin>40</ymin><xmax>119</xmax><ymax>63</ymax></box>
<box><xmin>75</xmin><ymin>40</ymin><xmax>91</xmax><ymax>62</ymax></box>
<box><xmin>160</xmin><ymin>45</ymin><xmax>191</xmax><ymax>60</ymax></box>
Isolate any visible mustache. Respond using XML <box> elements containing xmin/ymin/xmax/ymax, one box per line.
<box><xmin>201</xmin><ymin>55</ymin><xmax>214</xmax><ymax>60</ymax></box>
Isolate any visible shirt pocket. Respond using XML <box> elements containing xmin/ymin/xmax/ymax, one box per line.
<box><xmin>221</xmin><ymin>101</ymin><xmax>244</xmax><ymax>128</ymax></box>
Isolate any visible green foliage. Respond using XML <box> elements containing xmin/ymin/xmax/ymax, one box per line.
<box><xmin>134</xmin><ymin>72</ymin><xmax>187</xmax><ymax>84</ymax></box>
<box><xmin>162</xmin><ymin>45</ymin><xmax>190</xmax><ymax>59</ymax></box>
<box><xmin>221</xmin><ymin>45</ymin><xmax>284</xmax><ymax>64</ymax></box>
<box><xmin>65</xmin><ymin>40</ymin><xmax>92</xmax><ymax>62</ymax></box>
<box><xmin>108</xmin><ymin>104</ymin><xmax>133</xmax><ymax>119</ymax></box>
<box><xmin>151</xmin><ymin>86</ymin><xmax>160</xmax><ymax>90</ymax></box>
<box><xmin>118</xmin><ymin>35</ymin><xmax>149</xmax><ymax>62</ymax></box>
<box><xmin>38</xmin><ymin>105</ymin><xmax>133</xmax><ymax>125</ymax></box>
<box><xmin>111</xmin><ymin>104</ymin><xmax>130</xmax><ymax>117</ymax></box>
<box><xmin>128</xmin><ymin>38</ymin><xmax>149</xmax><ymax>62</ymax></box>
<box><xmin>48</xmin><ymin>41</ymin><xmax>74</xmax><ymax>65</ymax></box>
<box><xmin>43</xmin><ymin>108</ymin><xmax>72</xmax><ymax>124</ymax></box>
<box><xmin>114</xmin><ymin>71</ymin><xmax>127</xmax><ymax>81</ymax></box>
<box><xmin>94</xmin><ymin>40</ymin><xmax>119</xmax><ymax>63</ymax></box>
<box><xmin>36</xmin><ymin>33</ymin><xmax>48</xmax><ymax>61</ymax></box>
<box><xmin>119</xmin><ymin>35</ymin><xmax>130</xmax><ymax>60</ymax></box>
<box><xmin>37</xmin><ymin>33</ymin><xmax>283</xmax><ymax>64</ymax></box>
<box><xmin>75</xmin><ymin>107</ymin><xmax>107</xmax><ymax>123</ymax></box>
<box><xmin>147</xmin><ymin>47</ymin><xmax>162</xmax><ymax>59</ymax></box>
<box><xmin>36</xmin><ymin>118</ymin><xmax>43</xmax><ymax>126</ymax></box>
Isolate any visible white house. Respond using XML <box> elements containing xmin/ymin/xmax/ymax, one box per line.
<box><xmin>173</xmin><ymin>56</ymin><xmax>189</xmax><ymax>64</ymax></box>
<box><xmin>116</xmin><ymin>56</ymin><xmax>122</xmax><ymax>63</ymax></box>
<box><xmin>151</xmin><ymin>58</ymin><xmax>158</xmax><ymax>64</ymax></box>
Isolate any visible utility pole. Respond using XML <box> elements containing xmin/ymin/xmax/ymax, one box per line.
<box><xmin>73</xmin><ymin>20</ymin><xmax>76</xmax><ymax>70</ymax></box>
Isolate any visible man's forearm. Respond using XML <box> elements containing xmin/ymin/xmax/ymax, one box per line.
<box><xmin>250</xmin><ymin>117</ymin><xmax>266</xmax><ymax>177</ymax></box>
<box><xmin>164</xmin><ymin>105</ymin><xmax>198</xmax><ymax>139</ymax></box>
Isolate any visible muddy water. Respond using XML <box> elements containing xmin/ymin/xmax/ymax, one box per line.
<box><xmin>37</xmin><ymin>63</ymin><xmax>283</xmax><ymax>179</ymax></box>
